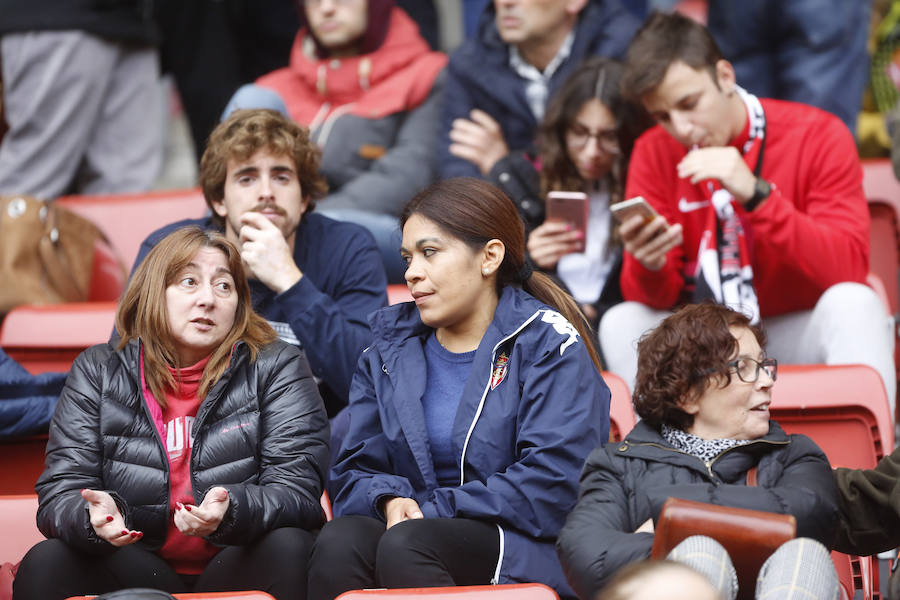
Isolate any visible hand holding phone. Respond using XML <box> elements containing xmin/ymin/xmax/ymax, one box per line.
<box><xmin>612</xmin><ymin>196</ymin><xmax>683</xmax><ymax>272</ymax></box>
<box><xmin>610</xmin><ymin>196</ymin><xmax>659</xmax><ymax>225</ymax></box>
<box><xmin>545</xmin><ymin>191</ymin><xmax>588</xmax><ymax>249</ymax></box>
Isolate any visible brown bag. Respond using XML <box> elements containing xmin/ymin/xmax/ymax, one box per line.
<box><xmin>0</xmin><ymin>195</ymin><xmax>104</xmax><ymax>313</ymax></box>
<box><xmin>650</xmin><ymin>497</ymin><xmax>796</xmax><ymax>600</ymax></box>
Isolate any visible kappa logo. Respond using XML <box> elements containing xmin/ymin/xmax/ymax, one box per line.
<box><xmin>539</xmin><ymin>310</ymin><xmax>579</xmax><ymax>355</ymax></box>
<box><xmin>678</xmin><ymin>197</ymin><xmax>711</xmax><ymax>213</ymax></box>
<box><xmin>491</xmin><ymin>352</ymin><xmax>509</xmax><ymax>390</ymax></box>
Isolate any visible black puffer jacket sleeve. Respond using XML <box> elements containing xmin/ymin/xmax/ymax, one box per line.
<box><xmin>557</xmin><ymin>429</ymin><xmax>840</xmax><ymax>599</ymax></box>
<box><xmin>557</xmin><ymin>446</ymin><xmax>654</xmax><ymax>599</ymax></box>
<box><xmin>35</xmin><ymin>345</ymin><xmax>126</xmax><ymax>554</ymax></box>
<box><xmin>207</xmin><ymin>342</ymin><xmax>330</xmax><ymax>545</ymax></box>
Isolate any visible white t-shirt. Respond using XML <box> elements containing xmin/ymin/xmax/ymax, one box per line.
<box><xmin>556</xmin><ymin>184</ymin><xmax>616</xmax><ymax>304</ymax></box>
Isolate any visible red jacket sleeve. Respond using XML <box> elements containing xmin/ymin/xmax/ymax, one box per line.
<box><xmin>620</xmin><ymin>130</ymin><xmax>686</xmax><ymax>309</ymax></box>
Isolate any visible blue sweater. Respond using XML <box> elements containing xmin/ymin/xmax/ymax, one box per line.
<box><xmin>132</xmin><ymin>212</ymin><xmax>388</xmax><ymax>415</ymax></box>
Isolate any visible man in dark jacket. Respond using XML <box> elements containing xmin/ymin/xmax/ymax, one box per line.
<box><xmin>440</xmin><ymin>0</ymin><xmax>638</xmax><ymax>179</ymax></box>
<box><xmin>0</xmin><ymin>0</ymin><xmax>163</xmax><ymax>199</ymax></box>
<box><xmin>132</xmin><ymin>109</ymin><xmax>388</xmax><ymax>417</ymax></box>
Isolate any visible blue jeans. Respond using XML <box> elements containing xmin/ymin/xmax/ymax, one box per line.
<box><xmin>707</xmin><ymin>0</ymin><xmax>872</xmax><ymax>134</ymax></box>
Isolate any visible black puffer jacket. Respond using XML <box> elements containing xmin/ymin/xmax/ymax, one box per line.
<box><xmin>557</xmin><ymin>420</ymin><xmax>839</xmax><ymax>599</ymax></box>
<box><xmin>35</xmin><ymin>339</ymin><xmax>329</xmax><ymax>554</ymax></box>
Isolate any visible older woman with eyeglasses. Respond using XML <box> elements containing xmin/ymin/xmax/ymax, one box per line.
<box><xmin>557</xmin><ymin>303</ymin><xmax>840</xmax><ymax>600</ymax></box>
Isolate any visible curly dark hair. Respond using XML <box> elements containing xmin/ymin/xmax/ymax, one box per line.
<box><xmin>199</xmin><ymin>109</ymin><xmax>328</xmax><ymax>226</ymax></box>
<box><xmin>633</xmin><ymin>303</ymin><xmax>766</xmax><ymax>431</ymax></box>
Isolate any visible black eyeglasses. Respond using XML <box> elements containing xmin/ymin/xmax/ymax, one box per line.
<box><xmin>729</xmin><ymin>357</ymin><xmax>778</xmax><ymax>383</ymax></box>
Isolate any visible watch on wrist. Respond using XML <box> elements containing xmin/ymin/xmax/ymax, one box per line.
<box><xmin>745</xmin><ymin>178</ymin><xmax>771</xmax><ymax>212</ymax></box>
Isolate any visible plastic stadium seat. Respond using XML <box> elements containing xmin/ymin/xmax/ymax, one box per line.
<box><xmin>0</xmin><ymin>435</ymin><xmax>47</xmax><ymax>495</ymax></box>
<box><xmin>770</xmin><ymin>364</ymin><xmax>888</xmax><ymax>600</ymax></box>
<box><xmin>0</xmin><ymin>495</ymin><xmax>43</xmax><ymax>564</ymax></box>
<box><xmin>386</xmin><ymin>284</ymin><xmax>413</xmax><ymax>305</ymax></box>
<box><xmin>66</xmin><ymin>593</ymin><xmax>275</xmax><ymax>599</ymax></box>
<box><xmin>770</xmin><ymin>364</ymin><xmax>893</xmax><ymax>469</ymax></box>
<box><xmin>336</xmin><ymin>584</ymin><xmax>559</xmax><ymax>600</ymax></box>
<box><xmin>602</xmin><ymin>371</ymin><xmax>634</xmax><ymax>442</ymax></box>
<box><xmin>0</xmin><ymin>302</ymin><xmax>117</xmax><ymax>374</ymax></box>
<box><xmin>56</xmin><ymin>188</ymin><xmax>208</xmax><ymax>271</ymax></box>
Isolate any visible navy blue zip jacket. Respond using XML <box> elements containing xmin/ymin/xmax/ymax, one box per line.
<box><xmin>133</xmin><ymin>213</ymin><xmax>388</xmax><ymax>415</ymax></box>
<box><xmin>439</xmin><ymin>0</ymin><xmax>638</xmax><ymax>179</ymax></box>
<box><xmin>331</xmin><ymin>286</ymin><xmax>610</xmax><ymax>595</ymax></box>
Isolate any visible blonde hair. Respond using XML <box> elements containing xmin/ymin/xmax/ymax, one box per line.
<box><xmin>115</xmin><ymin>227</ymin><xmax>276</xmax><ymax>406</ymax></box>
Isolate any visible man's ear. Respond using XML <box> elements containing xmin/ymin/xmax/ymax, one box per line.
<box><xmin>481</xmin><ymin>238</ymin><xmax>506</xmax><ymax>277</ymax></box>
<box><xmin>211</xmin><ymin>198</ymin><xmax>228</xmax><ymax>218</ymax></box>
<box><xmin>714</xmin><ymin>59</ymin><xmax>737</xmax><ymax>94</ymax></box>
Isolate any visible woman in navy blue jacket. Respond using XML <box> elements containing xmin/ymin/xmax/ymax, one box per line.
<box><xmin>308</xmin><ymin>178</ymin><xmax>610</xmax><ymax>599</ymax></box>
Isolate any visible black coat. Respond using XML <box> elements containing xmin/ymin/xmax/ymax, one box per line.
<box><xmin>35</xmin><ymin>339</ymin><xmax>329</xmax><ymax>554</ymax></box>
<box><xmin>556</xmin><ymin>420</ymin><xmax>840</xmax><ymax>599</ymax></box>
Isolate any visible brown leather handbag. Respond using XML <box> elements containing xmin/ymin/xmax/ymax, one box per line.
<box><xmin>650</xmin><ymin>496</ymin><xmax>796</xmax><ymax>600</ymax></box>
<box><xmin>0</xmin><ymin>195</ymin><xmax>105</xmax><ymax>313</ymax></box>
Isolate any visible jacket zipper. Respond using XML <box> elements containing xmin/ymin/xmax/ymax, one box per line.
<box><xmin>457</xmin><ymin>309</ymin><xmax>542</xmax><ymax>585</ymax></box>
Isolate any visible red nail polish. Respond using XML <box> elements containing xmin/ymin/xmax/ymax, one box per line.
<box><xmin>130</xmin><ymin>531</ymin><xmax>138</xmax><ymax>537</ymax></box>
<box><xmin>121</xmin><ymin>530</ymin><xmax>129</xmax><ymax>535</ymax></box>
<box><xmin>106</xmin><ymin>515</ymin><xmax>114</xmax><ymax>522</ymax></box>
<box><xmin>137</xmin><ymin>532</ymin><xmax>143</xmax><ymax>537</ymax></box>
<box><xmin>185</xmin><ymin>505</ymin><xmax>192</xmax><ymax>512</ymax></box>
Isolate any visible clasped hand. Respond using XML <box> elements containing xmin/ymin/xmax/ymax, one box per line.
<box><xmin>85</xmin><ymin>486</ymin><xmax>229</xmax><ymax>545</ymax></box>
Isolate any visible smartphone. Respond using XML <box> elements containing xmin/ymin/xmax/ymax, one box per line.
<box><xmin>546</xmin><ymin>191</ymin><xmax>588</xmax><ymax>242</ymax></box>
<box><xmin>610</xmin><ymin>196</ymin><xmax>660</xmax><ymax>225</ymax></box>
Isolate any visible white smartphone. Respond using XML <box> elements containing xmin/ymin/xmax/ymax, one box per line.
<box><xmin>610</xmin><ymin>196</ymin><xmax>660</xmax><ymax>225</ymax></box>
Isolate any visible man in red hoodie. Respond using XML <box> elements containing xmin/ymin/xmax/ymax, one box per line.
<box><xmin>598</xmin><ymin>12</ymin><xmax>896</xmax><ymax>411</ymax></box>
<box><xmin>224</xmin><ymin>0</ymin><xmax>446</xmax><ymax>282</ymax></box>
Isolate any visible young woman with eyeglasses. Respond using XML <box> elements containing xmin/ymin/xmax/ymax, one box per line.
<box><xmin>489</xmin><ymin>57</ymin><xmax>651</xmax><ymax>328</ymax></box>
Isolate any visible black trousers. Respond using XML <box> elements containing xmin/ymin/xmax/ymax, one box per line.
<box><xmin>307</xmin><ymin>516</ymin><xmax>500</xmax><ymax>600</ymax></box>
<box><xmin>12</xmin><ymin>527</ymin><xmax>314</xmax><ymax>600</ymax></box>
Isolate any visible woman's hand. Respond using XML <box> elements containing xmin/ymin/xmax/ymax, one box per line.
<box><xmin>174</xmin><ymin>486</ymin><xmax>230</xmax><ymax>537</ymax></box>
<box><xmin>82</xmin><ymin>488</ymin><xmax>143</xmax><ymax>546</ymax></box>
<box><xmin>635</xmin><ymin>518</ymin><xmax>654</xmax><ymax>534</ymax></box>
<box><xmin>527</xmin><ymin>221</ymin><xmax>584</xmax><ymax>269</ymax></box>
<box><xmin>384</xmin><ymin>497</ymin><xmax>423</xmax><ymax>530</ymax></box>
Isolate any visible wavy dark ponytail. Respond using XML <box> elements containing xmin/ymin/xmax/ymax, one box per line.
<box><xmin>401</xmin><ymin>178</ymin><xmax>602</xmax><ymax>371</ymax></box>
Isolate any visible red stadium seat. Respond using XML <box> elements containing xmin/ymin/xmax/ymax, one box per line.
<box><xmin>0</xmin><ymin>435</ymin><xmax>47</xmax><ymax>495</ymax></box>
<box><xmin>770</xmin><ymin>364</ymin><xmax>892</xmax><ymax>469</ymax></box>
<box><xmin>0</xmin><ymin>495</ymin><xmax>43</xmax><ymax>565</ymax></box>
<box><xmin>66</xmin><ymin>593</ymin><xmax>276</xmax><ymax>599</ymax></box>
<box><xmin>0</xmin><ymin>302</ymin><xmax>117</xmax><ymax>374</ymax></box>
<box><xmin>602</xmin><ymin>371</ymin><xmax>634</xmax><ymax>442</ymax></box>
<box><xmin>56</xmin><ymin>188</ymin><xmax>207</xmax><ymax>271</ymax></box>
<box><xmin>387</xmin><ymin>284</ymin><xmax>413</xmax><ymax>305</ymax></box>
<box><xmin>770</xmin><ymin>364</ymin><xmax>888</xmax><ymax>600</ymax></box>
<box><xmin>336</xmin><ymin>584</ymin><xmax>559</xmax><ymax>600</ymax></box>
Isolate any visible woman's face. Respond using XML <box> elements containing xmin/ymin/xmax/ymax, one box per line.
<box><xmin>165</xmin><ymin>247</ymin><xmax>238</xmax><ymax>367</ymax></box>
<box><xmin>401</xmin><ymin>214</ymin><xmax>500</xmax><ymax>334</ymax></box>
<box><xmin>565</xmin><ymin>98</ymin><xmax>619</xmax><ymax>182</ymax></box>
<box><xmin>682</xmin><ymin>326</ymin><xmax>774</xmax><ymax>441</ymax></box>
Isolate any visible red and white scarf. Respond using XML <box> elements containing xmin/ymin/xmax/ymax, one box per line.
<box><xmin>692</xmin><ymin>87</ymin><xmax>765</xmax><ymax>324</ymax></box>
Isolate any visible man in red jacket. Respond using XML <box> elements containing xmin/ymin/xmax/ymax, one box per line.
<box><xmin>598</xmin><ymin>12</ymin><xmax>896</xmax><ymax>411</ymax></box>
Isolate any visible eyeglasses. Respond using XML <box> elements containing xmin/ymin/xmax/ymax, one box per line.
<box><xmin>565</xmin><ymin>125</ymin><xmax>620</xmax><ymax>154</ymax></box>
<box><xmin>729</xmin><ymin>357</ymin><xmax>778</xmax><ymax>383</ymax></box>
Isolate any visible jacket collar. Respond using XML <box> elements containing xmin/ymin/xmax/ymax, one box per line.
<box><xmin>366</xmin><ymin>286</ymin><xmax>547</xmax><ymax>488</ymax></box>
